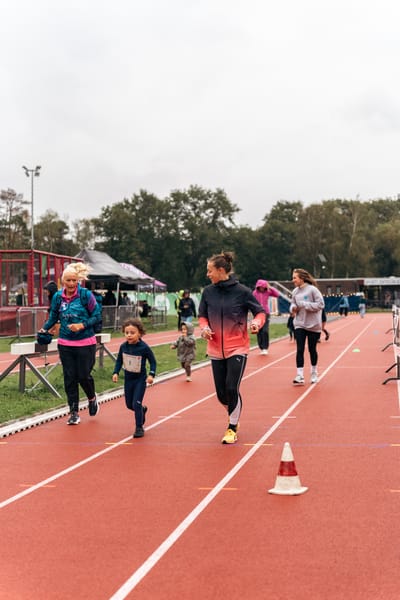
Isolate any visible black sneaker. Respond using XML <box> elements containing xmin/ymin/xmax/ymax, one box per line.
<box><xmin>142</xmin><ymin>405</ymin><xmax>148</xmax><ymax>425</ymax></box>
<box><xmin>67</xmin><ymin>411</ymin><xmax>80</xmax><ymax>425</ymax></box>
<box><xmin>133</xmin><ymin>426</ymin><xmax>145</xmax><ymax>438</ymax></box>
<box><xmin>325</xmin><ymin>332</ymin><xmax>330</xmax><ymax>341</ymax></box>
<box><xmin>88</xmin><ymin>397</ymin><xmax>99</xmax><ymax>416</ymax></box>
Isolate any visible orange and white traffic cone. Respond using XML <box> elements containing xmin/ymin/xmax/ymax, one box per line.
<box><xmin>268</xmin><ymin>442</ymin><xmax>308</xmax><ymax>495</ymax></box>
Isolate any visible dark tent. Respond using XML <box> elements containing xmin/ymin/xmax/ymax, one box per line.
<box><xmin>75</xmin><ymin>249</ymin><xmax>153</xmax><ymax>289</ymax></box>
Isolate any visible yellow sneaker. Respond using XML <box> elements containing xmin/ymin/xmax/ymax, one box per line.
<box><xmin>221</xmin><ymin>428</ymin><xmax>238</xmax><ymax>444</ymax></box>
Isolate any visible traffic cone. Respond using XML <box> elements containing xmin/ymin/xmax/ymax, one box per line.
<box><xmin>268</xmin><ymin>442</ymin><xmax>308</xmax><ymax>495</ymax></box>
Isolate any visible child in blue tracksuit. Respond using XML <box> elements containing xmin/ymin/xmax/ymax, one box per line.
<box><xmin>112</xmin><ymin>318</ymin><xmax>156</xmax><ymax>438</ymax></box>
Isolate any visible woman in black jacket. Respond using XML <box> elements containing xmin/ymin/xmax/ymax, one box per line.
<box><xmin>198</xmin><ymin>252</ymin><xmax>265</xmax><ymax>445</ymax></box>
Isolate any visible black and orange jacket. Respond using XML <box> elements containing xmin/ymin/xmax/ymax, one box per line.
<box><xmin>198</xmin><ymin>276</ymin><xmax>266</xmax><ymax>359</ymax></box>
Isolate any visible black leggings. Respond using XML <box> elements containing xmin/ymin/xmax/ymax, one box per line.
<box><xmin>211</xmin><ymin>355</ymin><xmax>247</xmax><ymax>426</ymax></box>
<box><xmin>256</xmin><ymin>314</ymin><xmax>270</xmax><ymax>350</ymax></box>
<box><xmin>124</xmin><ymin>376</ymin><xmax>147</xmax><ymax>427</ymax></box>
<box><xmin>294</xmin><ymin>328</ymin><xmax>320</xmax><ymax>368</ymax></box>
<box><xmin>58</xmin><ymin>344</ymin><xmax>96</xmax><ymax>412</ymax></box>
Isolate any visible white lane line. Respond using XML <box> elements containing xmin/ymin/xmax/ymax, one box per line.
<box><xmin>0</xmin><ymin>351</ymin><xmax>296</xmax><ymax>510</ymax></box>
<box><xmin>1</xmin><ymin>321</ymin><xmax>374</xmax><ymax>511</ymax></box>
<box><xmin>108</xmin><ymin>320</ymin><xmax>375</xmax><ymax>600</ymax></box>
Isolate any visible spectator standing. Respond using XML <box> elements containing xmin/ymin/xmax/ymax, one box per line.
<box><xmin>359</xmin><ymin>294</ymin><xmax>367</xmax><ymax>318</ymax></box>
<box><xmin>40</xmin><ymin>262</ymin><xmax>101</xmax><ymax>425</ymax></box>
<box><xmin>339</xmin><ymin>294</ymin><xmax>350</xmax><ymax>316</ymax></box>
<box><xmin>179</xmin><ymin>290</ymin><xmax>197</xmax><ymax>323</ymax></box>
<box><xmin>175</xmin><ymin>290</ymin><xmax>184</xmax><ymax>330</ymax></box>
<box><xmin>103</xmin><ymin>289</ymin><xmax>116</xmax><ymax>306</ymax></box>
<box><xmin>141</xmin><ymin>300</ymin><xmax>150</xmax><ymax>318</ymax></box>
<box><xmin>112</xmin><ymin>318</ymin><xmax>156</xmax><ymax>438</ymax></box>
<box><xmin>122</xmin><ymin>292</ymin><xmax>131</xmax><ymax>306</ymax></box>
<box><xmin>16</xmin><ymin>287</ymin><xmax>27</xmax><ymax>306</ymax></box>
<box><xmin>252</xmin><ymin>279</ymin><xmax>280</xmax><ymax>355</ymax></box>
<box><xmin>170</xmin><ymin>321</ymin><xmax>196</xmax><ymax>381</ymax></box>
<box><xmin>290</xmin><ymin>268</ymin><xmax>324</xmax><ymax>385</ymax></box>
<box><xmin>198</xmin><ymin>251</ymin><xmax>265</xmax><ymax>444</ymax></box>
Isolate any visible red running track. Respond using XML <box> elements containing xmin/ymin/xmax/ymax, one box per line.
<box><xmin>1</xmin><ymin>314</ymin><xmax>400</xmax><ymax>599</ymax></box>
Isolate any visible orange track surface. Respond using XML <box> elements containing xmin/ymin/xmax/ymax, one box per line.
<box><xmin>1</xmin><ymin>314</ymin><xmax>400</xmax><ymax>599</ymax></box>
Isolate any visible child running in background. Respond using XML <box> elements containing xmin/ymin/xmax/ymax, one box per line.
<box><xmin>112</xmin><ymin>318</ymin><xmax>156</xmax><ymax>438</ymax></box>
<box><xmin>170</xmin><ymin>321</ymin><xmax>196</xmax><ymax>381</ymax></box>
<box><xmin>287</xmin><ymin>315</ymin><xmax>295</xmax><ymax>341</ymax></box>
<box><xmin>321</xmin><ymin>308</ymin><xmax>330</xmax><ymax>340</ymax></box>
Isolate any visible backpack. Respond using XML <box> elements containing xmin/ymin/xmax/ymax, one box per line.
<box><xmin>82</xmin><ymin>288</ymin><xmax>103</xmax><ymax>334</ymax></box>
<box><xmin>55</xmin><ymin>288</ymin><xmax>103</xmax><ymax>334</ymax></box>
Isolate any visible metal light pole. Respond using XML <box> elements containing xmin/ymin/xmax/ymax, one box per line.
<box><xmin>22</xmin><ymin>165</ymin><xmax>41</xmax><ymax>249</ymax></box>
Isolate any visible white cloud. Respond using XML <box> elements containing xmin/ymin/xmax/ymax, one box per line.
<box><xmin>1</xmin><ymin>0</ymin><xmax>400</xmax><ymax>231</ymax></box>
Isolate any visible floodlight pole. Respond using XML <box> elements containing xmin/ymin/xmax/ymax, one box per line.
<box><xmin>22</xmin><ymin>165</ymin><xmax>41</xmax><ymax>249</ymax></box>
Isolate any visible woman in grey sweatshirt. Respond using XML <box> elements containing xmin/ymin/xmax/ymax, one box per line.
<box><xmin>289</xmin><ymin>268</ymin><xmax>325</xmax><ymax>385</ymax></box>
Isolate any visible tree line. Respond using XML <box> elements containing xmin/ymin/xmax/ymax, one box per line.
<box><xmin>1</xmin><ymin>184</ymin><xmax>400</xmax><ymax>290</ymax></box>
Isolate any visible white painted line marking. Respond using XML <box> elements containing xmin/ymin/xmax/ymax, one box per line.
<box><xmin>108</xmin><ymin>321</ymin><xmax>375</xmax><ymax>600</ymax></box>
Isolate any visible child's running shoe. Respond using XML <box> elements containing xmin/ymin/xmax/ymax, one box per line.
<box><xmin>134</xmin><ymin>426</ymin><xmax>145</xmax><ymax>438</ymax></box>
<box><xmin>292</xmin><ymin>375</ymin><xmax>305</xmax><ymax>386</ymax></box>
<box><xmin>310</xmin><ymin>373</ymin><xmax>318</xmax><ymax>384</ymax></box>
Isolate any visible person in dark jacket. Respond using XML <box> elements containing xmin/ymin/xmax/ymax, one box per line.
<box><xmin>45</xmin><ymin>281</ymin><xmax>58</xmax><ymax>311</ymax></box>
<box><xmin>40</xmin><ymin>263</ymin><xmax>102</xmax><ymax>425</ymax></box>
<box><xmin>112</xmin><ymin>317</ymin><xmax>156</xmax><ymax>438</ymax></box>
<box><xmin>198</xmin><ymin>251</ymin><xmax>265</xmax><ymax>445</ymax></box>
<box><xmin>179</xmin><ymin>290</ymin><xmax>197</xmax><ymax>323</ymax></box>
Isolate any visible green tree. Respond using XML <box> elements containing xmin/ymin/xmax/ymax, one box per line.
<box><xmin>165</xmin><ymin>186</ymin><xmax>240</xmax><ymax>288</ymax></box>
<box><xmin>224</xmin><ymin>225</ymin><xmax>262</xmax><ymax>287</ymax></box>
<box><xmin>34</xmin><ymin>210</ymin><xmax>77</xmax><ymax>255</ymax></box>
<box><xmin>371</xmin><ymin>219</ymin><xmax>400</xmax><ymax>276</ymax></box>
<box><xmin>72</xmin><ymin>218</ymin><xmax>99</xmax><ymax>251</ymax></box>
<box><xmin>329</xmin><ymin>200</ymin><xmax>371</xmax><ymax>277</ymax></box>
<box><xmin>0</xmin><ymin>188</ymin><xmax>30</xmax><ymax>249</ymax></box>
<box><xmin>257</xmin><ymin>201</ymin><xmax>304</xmax><ymax>280</ymax></box>
<box><xmin>94</xmin><ymin>190</ymin><xmax>169</xmax><ymax>279</ymax></box>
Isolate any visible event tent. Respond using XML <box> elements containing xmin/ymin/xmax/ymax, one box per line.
<box><xmin>120</xmin><ymin>262</ymin><xmax>167</xmax><ymax>292</ymax></box>
<box><xmin>75</xmin><ymin>249</ymin><xmax>153</xmax><ymax>288</ymax></box>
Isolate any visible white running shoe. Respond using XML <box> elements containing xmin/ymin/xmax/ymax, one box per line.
<box><xmin>293</xmin><ymin>375</ymin><xmax>305</xmax><ymax>386</ymax></box>
<box><xmin>310</xmin><ymin>373</ymin><xmax>318</xmax><ymax>384</ymax></box>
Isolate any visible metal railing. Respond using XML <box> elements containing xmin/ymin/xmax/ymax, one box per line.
<box><xmin>0</xmin><ymin>305</ymin><xmax>168</xmax><ymax>339</ymax></box>
<box><xmin>382</xmin><ymin>305</ymin><xmax>400</xmax><ymax>384</ymax></box>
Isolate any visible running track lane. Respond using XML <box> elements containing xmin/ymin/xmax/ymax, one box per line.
<box><xmin>1</xmin><ymin>315</ymin><xmax>400</xmax><ymax>599</ymax></box>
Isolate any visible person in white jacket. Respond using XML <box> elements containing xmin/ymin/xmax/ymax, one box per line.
<box><xmin>290</xmin><ymin>268</ymin><xmax>325</xmax><ymax>385</ymax></box>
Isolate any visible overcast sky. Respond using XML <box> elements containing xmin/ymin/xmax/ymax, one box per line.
<box><xmin>1</xmin><ymin>0</ymin><xmax>400</xmax><ymax>231</ymax></box>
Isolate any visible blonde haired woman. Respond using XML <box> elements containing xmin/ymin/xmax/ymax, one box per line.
<box><xmin>41</xmin><ymin>262</ymin><xmax>102</xmax><ymax>424</ymax></box>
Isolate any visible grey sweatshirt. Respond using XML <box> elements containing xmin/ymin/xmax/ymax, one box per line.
<box><xmin>290</xmin><ymin>284</ymin><xmax>324</xmax><ymax>332</ymax></box>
